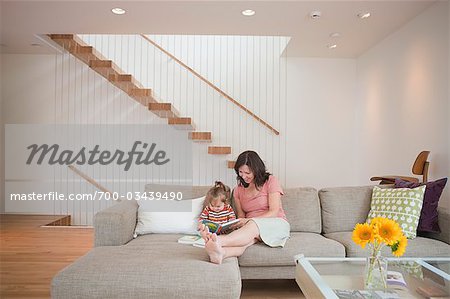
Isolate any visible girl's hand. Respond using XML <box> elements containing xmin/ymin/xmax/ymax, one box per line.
<box><xmin>231</xmin><ymin>218</ymin><xmax>250</xmax><ymax>229</ymax></box>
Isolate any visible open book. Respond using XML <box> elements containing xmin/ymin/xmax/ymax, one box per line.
<box><xmin>192</xmin><ymin>238</ymin><xmax>205</xmax><ymax>248</ymax></box>
<box><xmin>202</xmin><ymin>219</ymin><xmax>239</xmax><ymax>234</ymax></box>
<box><xmin>177</xmin><ymin>235</ymin><xmax>205</xmax><ymax>248</ymax></box>
<box><xmin>177</xmin><ymin>235</ymin><xmax>201</xmax><ymax>245</ymax></box>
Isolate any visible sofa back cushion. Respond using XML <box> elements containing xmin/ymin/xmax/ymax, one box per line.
<box><xmin>319</xmin><ymin>186</ymin><xmax>373</xmax><ymax>234</ymax></box>
<box><xmin>283</xmin><ymin>187</ymin><xmax>321</xmax><ymax>233</ymax></box>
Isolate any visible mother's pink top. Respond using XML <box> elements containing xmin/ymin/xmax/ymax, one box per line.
<box><xmin>233</xmin><ymin>175</ymin><xmax>287</xmax><ymax>220</ymax></box>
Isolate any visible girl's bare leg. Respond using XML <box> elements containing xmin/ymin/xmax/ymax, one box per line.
<box><xmin>205</xmin><ymin>234</ymin><xmax>256</xmax><ymax>264</ymax></box>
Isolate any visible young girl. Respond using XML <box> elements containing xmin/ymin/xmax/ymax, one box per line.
<box><xmin>199</xmin><ymin>181</ymin><xmax>236</xmax><ymax>231</ymax></box>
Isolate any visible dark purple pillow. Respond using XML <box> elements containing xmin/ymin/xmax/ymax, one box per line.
<box><xmin>394</xmin><ymin>178</ymin><xmax>447</xmax><ymax>233</ymax></box>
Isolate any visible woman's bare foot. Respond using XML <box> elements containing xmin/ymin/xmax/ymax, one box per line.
<box><xmin>205</xmin><ymin>233</ymin><xmax>225</xmax><ymax>264</ymax></box>
<box><xmin>198</xmin><ymin>224</ymin><xmax>212</xmax><ymax>242</ymax></box>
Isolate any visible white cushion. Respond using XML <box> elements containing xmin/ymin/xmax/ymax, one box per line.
<box><xmin>134</xmin><ymin>196</ymin><xmax>205</xmax><ymax>236</ymax></box>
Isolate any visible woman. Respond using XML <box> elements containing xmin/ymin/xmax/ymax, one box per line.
<box><xmin>199</xmin><ymin>150</ymin><xmax>290</xmax><ymax>264</ymax></box>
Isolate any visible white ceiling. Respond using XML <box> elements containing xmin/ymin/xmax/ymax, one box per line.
<box><xmin>0</xmin><ymin>0</ymin><xmax>437</xmax><ymax>57</ymax></box>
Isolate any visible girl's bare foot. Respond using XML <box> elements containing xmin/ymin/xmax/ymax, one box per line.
<box><xmin>198</xmin><ymin>224</ymin><xmax>212</xmax><ymax>242</ymax></box>
<box><xmin>205</xmin><ymin>233</ymin><xmax>225</xmax><ymax>264</ymax></box>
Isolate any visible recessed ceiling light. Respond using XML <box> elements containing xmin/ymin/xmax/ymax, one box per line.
<box><xmin>330</xmin><ymin>32</ymin><xmax>341</xmax><ymax>38</ymax></box>
<box><xmin>112</xmin><ymin>7</ymin><xmax>126</xmax><ymax>15</ymax></box>
<box><xmin>310</xmin><ymin>11</ymin><xmax>322</xmax><ymax>19</ymax></box>
<box><xmin>357</xmin><ymin>12</ymin><xmax>371</xmax><ymax>19</ymax></box>
<box><xmin>327</xmin><ymin>44</ymin><xmax>337</xmax><ymax>49</ymax></box>
<box><xmin>242</xmin><ymin>9</ymin><xmax>255</xmax><ymax>16</ymax></box>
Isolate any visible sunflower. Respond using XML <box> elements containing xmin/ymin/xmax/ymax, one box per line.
<box><xmin>352</xmin><ymin>223</ymin><xmax>374</xmax><ymax>248</ymax></box>
<box><xmin>390</xmin><ymin>234</ymin><xmax>408</xmax><ymax>257</ymax></box>
<box><xmin>372</xmin><ymin>218</ymin><xmax>402</xmax><ymax>245</ymax></box>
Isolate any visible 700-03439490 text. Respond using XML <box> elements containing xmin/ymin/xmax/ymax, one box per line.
<box><xmin>9</xmin><ymin>191</ymin><xmax>184</xmax><ymax>201</ymax></box>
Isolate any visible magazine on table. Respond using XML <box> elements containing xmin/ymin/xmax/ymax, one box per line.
<box><xmin>387</xmin><ymin>271</ymin><xmax>407</xmax><ymax>289</ymax></box>
<box><xmin>334</xmin><ymin>289</ymin><xmax>400</xmax><ymax>299</ymax></box>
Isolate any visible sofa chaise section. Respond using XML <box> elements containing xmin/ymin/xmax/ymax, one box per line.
<box><xmin>52</xmin><ymin>240</ymin><xmax>241</xmax><ymax>299</ymax></box>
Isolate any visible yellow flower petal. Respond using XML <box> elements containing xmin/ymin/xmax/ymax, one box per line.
<box><xmin>352</xmin><ymin>223</ymin><xmax>374</xmax><ymax>249</ymax></box>
<box><xmin>391</xmin><ymin>235</ymin><xmax>408</xmax><ymax>257</ymax></box>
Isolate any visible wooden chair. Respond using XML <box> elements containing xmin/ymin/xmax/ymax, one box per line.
<box><xmin>370</xmin><ymin>151</ymin><xmax>430</xmax><ymax>184</ymax></box>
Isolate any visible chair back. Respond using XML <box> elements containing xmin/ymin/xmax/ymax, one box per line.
<box><xmin>412</xmin><ymin>151</ymin><xmax>430</xmax><ymax>175</ymax></box>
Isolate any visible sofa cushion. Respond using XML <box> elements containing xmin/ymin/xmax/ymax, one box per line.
<box><xmin>238</xmin><ymin>232</ymin><xmax>345</xmax><ymax>267</ymax></box>
<box><xmin>134</xmin><ymin>196</ymin><xmax>205</xmax><ymax>236</ymax></box>
<box><xmin>319</xmin><ymin>186</ymin><xmax>373</xmax><ymax>234</ymax></box>
<box><xmin>395</xmin><ymin>178</ymin><xmax>448</xmax><ymax>233</ymax></box>
<box><xmin>283</xmin><ymin>187</ymin><xmax>321</xmax><ymax>233</ymax></box>
<box><xmin>325</xmin><ymin>231</ymin><xmax>450</xmax><ymax>257</ymax></box>
<box><xmin>367</xmin><ymin>185</ymin><xmax>426</xmax><ymax>239</ymax></box>
<box><xmin>52</xmin><ymin>240</ymin><xmax>241</xmax><ymax>299</ymax></box>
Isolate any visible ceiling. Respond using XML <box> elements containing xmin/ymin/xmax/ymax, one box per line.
<box><xmin>0</xmin><ymin>0</ymin><xmax>437</xmax><ymax>58</ymax></box>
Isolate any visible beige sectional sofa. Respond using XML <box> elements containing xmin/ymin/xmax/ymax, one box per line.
<box><xmin>51</xmin><ymin>186</ymin><xmax>450</xmax><ymax>299</ymax></box>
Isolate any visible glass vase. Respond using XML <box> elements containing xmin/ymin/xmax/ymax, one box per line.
<box><xmin>364</xmin><ymin>254</ymin><xmax>388</xmax><ymax>290</ymax></box>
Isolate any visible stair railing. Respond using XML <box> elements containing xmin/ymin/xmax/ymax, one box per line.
<box><xmin>140</xmin><ymin>34</ymin><xmax>279</xmax><ymax>136</ymax></box>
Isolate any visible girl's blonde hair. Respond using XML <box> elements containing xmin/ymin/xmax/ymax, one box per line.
<box><xmin>204</xmin><ymin>181</ymin><xmax>231</xmax><ymax>207</ymax></box>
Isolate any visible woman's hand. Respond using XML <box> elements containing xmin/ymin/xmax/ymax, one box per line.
<box><xmin>231</xmin><ymin>218</ymin><xmax>250</xmax><ymax>229</ymax></box>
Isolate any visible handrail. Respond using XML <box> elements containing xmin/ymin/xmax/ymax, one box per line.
<box><xmin>68</xmin><ymin>165</ymin><xmax>113</xmax><ymax>195</ymax></box>
<box><xmin>140</xmin><ymin>34</ymin><xmax>280</xmax><ymax>136</ymax></box>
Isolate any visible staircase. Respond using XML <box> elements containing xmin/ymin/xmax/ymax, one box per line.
<box><xmin>49</xmin><ymin>34</ymin><xmax>233</xmax><ymax>160</ymax></box>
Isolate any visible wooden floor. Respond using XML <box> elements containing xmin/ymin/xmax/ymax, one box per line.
<box><xmin>0</xmin><ymin>214</ymin><xmax>304</xmax><ymax>299</ymax></box>
<box><xmin>0</xmin><ymin>215</ymin><xmax>93</xmax><ymax>299</ymax></box>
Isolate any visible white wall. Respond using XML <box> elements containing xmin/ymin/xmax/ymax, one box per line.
<box><xmin>0</xmin><ymin>54</ymin><xmax>4</xmax><ymax>213</ymax></box>
<box><xmin>286</xmin><ymin>58</ymin><xmax>357</xmax><ymax>188</ymax></box>
<box><xmin>356</xmin><ymin>1</ymin><xmax>449</xmax><ymax>209</ymax></box>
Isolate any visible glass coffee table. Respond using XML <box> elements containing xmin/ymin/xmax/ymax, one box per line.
<box><xmin>295</xmin><ymin>255</ymin><xmax>450</xmax><ymax>298</ymax></box>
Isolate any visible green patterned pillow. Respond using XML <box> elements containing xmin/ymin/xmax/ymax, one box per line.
<box><xmin>367</xmin><ymin>186</ymin><xmax>426</xmax><ymax>239</ymax></box>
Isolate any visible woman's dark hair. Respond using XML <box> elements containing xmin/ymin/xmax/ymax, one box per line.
<box><xmin>234</xmin><ymin>151</ymin><xmax>270</xmax><ymax>188</ymax></box>
<box><xmin>205</xmin><ymin>181</ymin><xmax>231</xmax><ymax>207</ymax></box>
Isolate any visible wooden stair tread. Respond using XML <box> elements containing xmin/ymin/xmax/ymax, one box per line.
<box><xmin>126</xmin><ymin>88</ymin><xmax>157</xmax><ymax>105</ymax></box>
<box><xmin>208</xmin><ymin>146</ymin><xmax>231</xmax><ymax>155</ymax></box>
<box><xmin>72</xmin><ymin>46</ymin><xmax>103</xmax><ymax>65</ymax></box>
<box><xmin>89</xmin><ymin>60</ymin><xmax>122</xmax><ymax>78</ymax></box>
<box><xmin>48</xmin><ymin>34</ymin><xmax>87</xmax><ymax>53</ymax></box>
<box><xmin>168</xmin><ymin>117</ymin><xmax>195</xmax><ymax>130</ymax></box>
<box><xmin>108</xmin><ymin>74</ymin><xmax>143</xmax><ymax>93</ymax></box>
<box><xmin>49</xmin><ymin>34</ymin><xmax>89</xmax><ymax>47</ymax></box>
<box><xmin>227</xmin><ymin>160</ymin><xmax>236</xmax><ymax>169</ymax></box>
<box><xmin>148</xmin><ymin>103</ymin><xmax>179</xmax><ymax>118</ymax></box>
<box><xmin>188</xmin><ymin>132</ymin><xmax>212</xmax><ymax>142</ymax></box>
